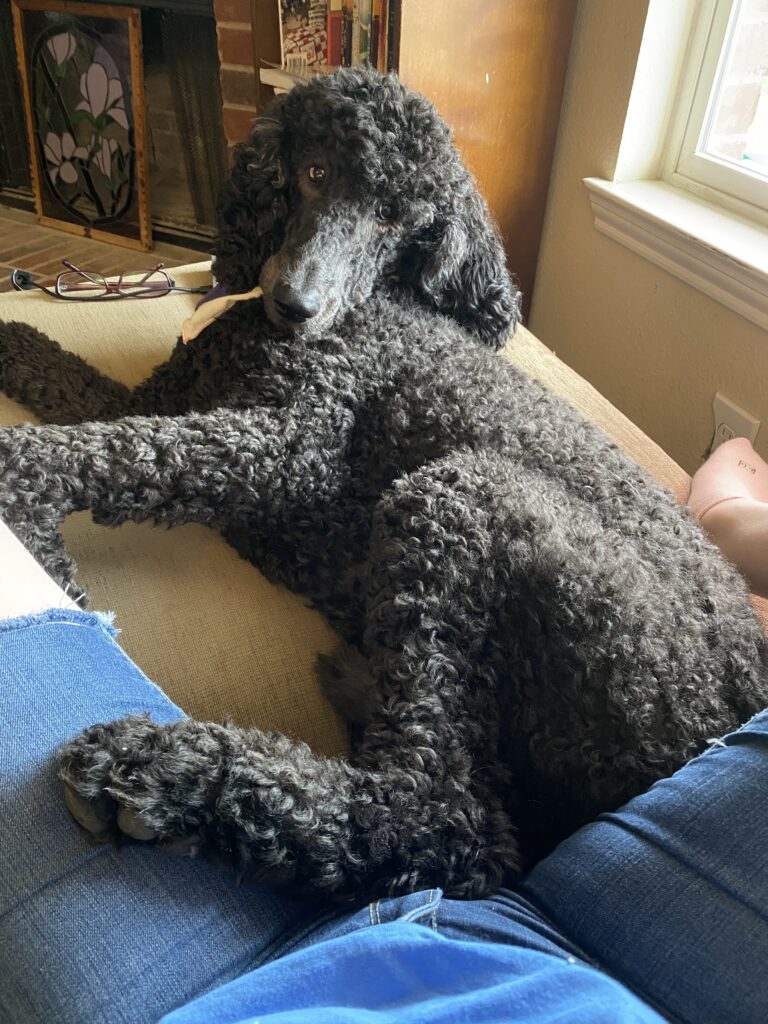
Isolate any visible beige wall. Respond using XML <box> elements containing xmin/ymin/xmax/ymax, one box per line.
<box><xmin>529</xmin><ymin>0</ymin><xmax>768</xmax><ymax>474</ymax></box>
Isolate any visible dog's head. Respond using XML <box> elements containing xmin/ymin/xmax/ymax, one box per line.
<box><xmin>213</xmin><ymin>67</ymin><xmax>520</xmax><ymax>348</ymax></box>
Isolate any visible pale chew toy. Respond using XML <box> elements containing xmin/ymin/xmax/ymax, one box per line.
<box><xmin>182</xmin><ymin>286</ymin><xmax>263</xmax><ymax>344</ymax></box>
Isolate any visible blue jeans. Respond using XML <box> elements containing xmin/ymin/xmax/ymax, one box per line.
<box><xmin>1</xmin><ymin>609</ymin><xmax>767</xmax><ymax>1023</ymax></box>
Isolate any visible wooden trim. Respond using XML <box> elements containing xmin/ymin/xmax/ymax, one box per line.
<box><xmin>11</xmin><ymin>0</ymin><xmax>152</xmax><ymax>251</ymax></box>
<box><xmin>249</xmin><ymin>0</ymin><xmax>282</xmax><ymax>113</ymax></box>
<box><xmin>127</xmin><ymin>7</ymin><xmax>151</xmax><ymax>249</ymax></box>
<box><xmin>38</xmin><ymin>213</ymin><xmax>150</xmax><ymax>252</ymax></box>
<box><xmin>585</xmin><ymin>176</ymin><xmax>768</xmax><ymax>332</ymax></box>
<box><xmin>11</xmin><ymin>1</ymin><xmax>43</xmax><ymax>225</ymax></box>
<box><xmin>38</xmin><ymin>214</ymin><xmax>148</xmax><ymax>251</ymax></box>
<box><xmin>12</xmin><ymin>0</ymin><xmax>140</xmax><ymax>18</ymax></box>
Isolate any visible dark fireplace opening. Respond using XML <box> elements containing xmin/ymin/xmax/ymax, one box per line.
<box><xmin>0</xmin><ymin>1</ymin><xmax>229</xmax><ymax>250</ymax></box>
<box><xmin>142</xmin><ymin>8</ymin><xmax>227</xmax><ymax>244</ymax></box>
<box><xmin>0</xmin><ymin>3</ymin><xmax>32</xmax><ymax>199</ymax></box>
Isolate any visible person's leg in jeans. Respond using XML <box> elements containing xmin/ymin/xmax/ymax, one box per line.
<box><xmin>0</xmin><ymin>603</ymin><xmax>666</xmax><ymax>1024</ymax></box>
<box><xmin>520</xmin><ymin>708</ymin><xmax>768</xmax><ymax>1024</ymax></box>
<box><xmin>161</xmin><ymin>704</ymin><xmax>768</xmax><ymax>1024</ymax></box>
<box><xmin>0</xmin><ymin>526</ymin><xmax>329</xmax><ymax>1024</ymax></box>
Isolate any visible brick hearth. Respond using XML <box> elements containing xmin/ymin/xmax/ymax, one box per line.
<box><xmin>0</xmin><ymin>207</ymin><xmax>204</xmax><ymax>294</ymax></box>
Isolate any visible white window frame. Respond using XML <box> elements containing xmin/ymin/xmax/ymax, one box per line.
<box><xmin>664</xmin><ymin>0</ymin><xmax>768</xmax><ymax>225</ymax></box>
<box><xmin>583</xmin><ymin>0</ymin><xmax>768</xmax><ymax>332</ymax></box>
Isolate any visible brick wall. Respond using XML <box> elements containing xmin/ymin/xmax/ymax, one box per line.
<box><xmin>214</xmin><ymin>0</ymin><xmax>259</xmax><ymax>150</ymax></box>
<box><xmin>213</xmin><ymin>0</ymin><xmax>281</xmax><ymax>153</ymax></box>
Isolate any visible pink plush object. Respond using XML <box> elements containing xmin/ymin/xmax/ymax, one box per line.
<box><xmin>687</xmin><ymin>437</ymin><xmax>768</xmax><ymax>521</ymax></box>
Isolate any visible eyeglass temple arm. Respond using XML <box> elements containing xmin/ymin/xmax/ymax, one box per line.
<box><xmin>60</xmin><ymin>261</ymin><xmax>167</xmax><ymax>288</ymax></box>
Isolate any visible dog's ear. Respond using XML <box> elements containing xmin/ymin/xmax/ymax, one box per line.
<box><xmin>212</xmin><ymin>100</ymin><xmax>289</xmax><ymax>293</ymax></box>
<box><xmin>406</xmin><ymin>188</ymin><xmax>521</xmax><ymax>349</ymax></box>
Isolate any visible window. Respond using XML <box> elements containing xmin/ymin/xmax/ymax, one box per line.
<box><xmin>667</xmin><ymin>0</ymin><xmax>768</xmax><ymax>220</ymax></box>
<box><xmin>583</xmin><ymin>0</ymin><xmax>768</xmax><ymax>330</ymax></box>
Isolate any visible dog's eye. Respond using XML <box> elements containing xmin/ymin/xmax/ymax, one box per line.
<box><xmin>308</xmin><ymin>165</ymin><xmax>326</xmax><ymax>184</ymax></box>
<box><xmin>374</xmin><ymin>201</ymin><xmax>394</xmax><ymax>224</ymax></box>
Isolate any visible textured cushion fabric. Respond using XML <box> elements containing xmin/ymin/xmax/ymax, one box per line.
<box><xmin>5</xmin><ymin>259</ymin><xmax>756</xmax><ymax>749</ymax></box>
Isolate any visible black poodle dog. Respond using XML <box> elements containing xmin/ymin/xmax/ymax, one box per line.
<box><xmin>0</xmin><ymin>68</ymin><xmax>766</xmax><ymax>902</ymax></box>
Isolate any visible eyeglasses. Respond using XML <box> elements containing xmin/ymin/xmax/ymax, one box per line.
<box><xmin>11</xmin><ymin>261</ymin><xmax>209</xmax><ymax>301</ymax></box>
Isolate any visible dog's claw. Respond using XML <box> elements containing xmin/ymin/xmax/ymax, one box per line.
<box><xmin>63</xmin><ymin>782</ymin><xmax>115</xmax><ymax>840</ymax></box>
<box><xmin>63</xmin><ymin>781</ymin><xmax>159</xmax><ymax>843</ymax></box>
<box><xmin>60</xmin><ymin>719</ymin><xmax>219</xmax><ymax>857</ymax></box>
<box><xmin>116</xmin><ymin>805</ymin><xmax>158</xmax><ymax>841</ymax></box>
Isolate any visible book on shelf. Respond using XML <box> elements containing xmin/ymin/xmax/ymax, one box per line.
<box><xmin>379</xmin><ymin>0</ymin><xmax>390</xmax><ymax>71</ymax></box>
<box><xmin>275</xmin><ymin>0</ymin><xmax>399</xmax><ymax>77</ymax></box>
<box><xmin>327</xmin><ymin>0</ymin><xmax>343</xmax><ymax>66</ymax></box>
<box><xmin>370</xmin><ymin>0</ymin><xmax>383</xmax><ymax>71</ymax></box>
<box><xmin>351</xmin><ymin>0</ymin><xmax>372</xmax><ymax>67</ymax></box>
<box><xmin>385</xmin><ymin>0</ymin><xmax>400</xmax><ymax>72</ymax></box>
<box><xmin>279</xmin><ymin>1</ymin><xmax>329</xmax><ymax>68</ymax></box>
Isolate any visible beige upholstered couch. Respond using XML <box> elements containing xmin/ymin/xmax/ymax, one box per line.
<box><xmin>1</xmin><ymin>261</ymin><xmax>743</xmax><ymax>757</ymax></box>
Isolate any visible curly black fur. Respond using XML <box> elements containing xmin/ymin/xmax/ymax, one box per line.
<box><xmin>0</xmin><ymin>68</ymin><xmax>766</xmax><ymax>902</ymax></box>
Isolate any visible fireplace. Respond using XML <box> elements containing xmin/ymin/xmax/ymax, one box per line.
<box><xmin>142</xmin><ymin>5</ymin><xmax>228</xmax><ymax>242</ymax></box>
<box><xmin>1</xmin><ymin>0</ymin><xmax>231</xmax><ymax>249</ymax></box>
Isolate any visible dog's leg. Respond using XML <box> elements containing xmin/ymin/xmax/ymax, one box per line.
<box><xmin>0</xmin><ymin>402</ymin><xmax>330</xmax><ymax>583</ymax></box>
<box><xmin>0</xmin><ymin>321</ymin><xmax>133</xmax><ymax>424</ymax></box>
<box><xmin>56</xmin><ymin>572</ymin><xmax>518</xmax><ymax>901</ymax></box>
<box><xmin>57</xmin><ymin>694</ymin><xmax>515</xmax><ymax>902</ymax></box>
<box><xmin>58</xmin><ymin>715</ymin><xmax>372</xmax><ymax>891</ymax></box>
<box><xmin>0</xmin><ymin>320</ymin><xmax>222</xmax><ymax>425</ymax></box>
<box><xmin>56</xmin><ymin>455</ymin><xmax>521</xmax><ymax>901</ymax></box>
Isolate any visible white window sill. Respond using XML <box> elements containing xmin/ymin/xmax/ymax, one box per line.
<box><xmin>583</xmin><ymin>178</ymin><xmax>768</xmax><ymax>330</ymax></box>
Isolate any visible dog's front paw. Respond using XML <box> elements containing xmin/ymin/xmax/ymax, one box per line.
<box><xmin>58</xmin><ymin>716</ymin><xmax>236</xmax><ymax>852</ymax></box>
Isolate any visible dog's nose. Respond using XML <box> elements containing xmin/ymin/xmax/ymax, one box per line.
<box><xmin>271</xmin><ymin>282</ymin><xmax>322</xmax><ymax>324</ymax></box>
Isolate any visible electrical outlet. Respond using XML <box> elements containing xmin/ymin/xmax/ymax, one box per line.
<box><xmin>712</xmin><ymin>393</ymin><xmax>760</xmax><ymax>451</ymax></box>
<box><xmin>715</xmin><ymin>421</ymin><xmax>735</xmax><ymax>446</ymax></box>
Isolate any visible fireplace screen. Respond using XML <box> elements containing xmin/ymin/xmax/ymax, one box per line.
<box><xmin>142</xmin><ymin>7</ymin><xmax>228</xmax><ymax>241</ymax></box>
<box><xmin>12</xmin><ymin>0</ymin><xmax>151</xmax><ymax>249</ymax></box>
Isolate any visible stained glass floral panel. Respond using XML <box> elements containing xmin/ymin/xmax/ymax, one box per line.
<box><xmin>12</xmin><ymin>0</ymin><xmax>150</xmax><ymax>250</ymax></box>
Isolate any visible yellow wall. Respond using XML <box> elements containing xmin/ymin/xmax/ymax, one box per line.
<box><xmin>529</xmin><ymin>0</ymin><xmax>768</xmax><ymax>474</ymax></box>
